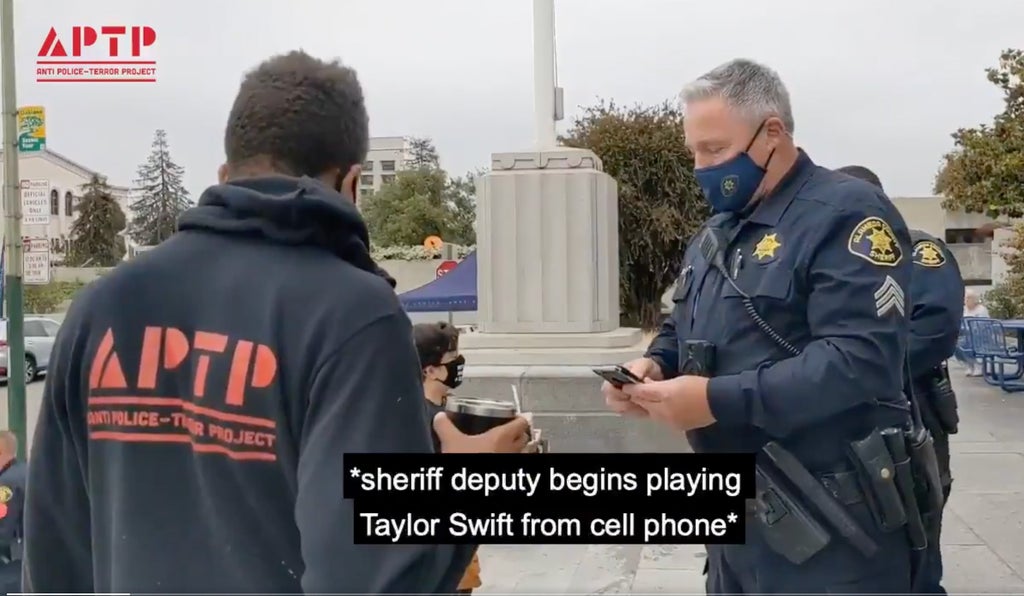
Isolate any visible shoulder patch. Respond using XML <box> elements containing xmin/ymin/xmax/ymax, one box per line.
<box><xmin>0</xmin><ymin>486</ymin><xmax>12</xmax><ymax>503</ymax></box>
<box><xmin>913</xmin><ymin>240</ymin><xmax>946</xmax><ymax>268</ymax></box>
<box><xmin>848</xmin><ymin>217</ymin><xmax>903</xmax><ymax>267</ymax></box>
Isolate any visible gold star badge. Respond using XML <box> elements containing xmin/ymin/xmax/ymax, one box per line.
<box><xmin>753</xmin><ymin>233</ymin><xmax>781</xmax><ymax>261</ymax></box>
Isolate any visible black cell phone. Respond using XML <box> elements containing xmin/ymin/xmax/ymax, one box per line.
<box><xmin>592</xmin><ymin>365</ymin><xmax>643</xmax><ymax>388</ymax></box>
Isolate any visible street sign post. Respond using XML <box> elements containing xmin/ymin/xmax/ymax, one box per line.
<box><xmin>16</xmin><ymin>105</ymin><xmax>44</xmax><ymax>153</ymax></box>
<box><xmin>20</xmin><ymin>179</ymin><xmax>49</xmax><ymax>225</ymax></box>
<box><xmin>1</xmin><ymin>0</ymin><xmax>29</xmax><ymax>456</ymax></box>
<box><xmin>23</xmin><ymin>237</ymin><xmax>50</xmax><ymax>285</ymax></box>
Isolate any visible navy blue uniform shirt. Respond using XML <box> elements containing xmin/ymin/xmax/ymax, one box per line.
<box><xmin>0</xmin><ymin>460</ymin><xmax>26</xmax><ymax>558</ymax></box>
<box><xmin>906</xmin><ymin>230</ymin><xmax>964</xmax><ymax>379</ymax></box>
<box><xmin>646</xmin><ymin>152</ymin><xmax>912</xmax><ymax>469</ymax></box>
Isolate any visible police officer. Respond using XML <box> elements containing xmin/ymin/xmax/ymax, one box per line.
<box><xmin>0</xmin><ymin>431</ymin><xmax>26</xmax><ymax>594</ymax></box>
<box><xmin>602</xmin><ymin>59</ymin><xmax>916</xmax><ymax>593</ymax></box>
<box><xmin>837</xmin><ymin>165</ymin><xmax>964</xmax><ymax>595</ymax></box>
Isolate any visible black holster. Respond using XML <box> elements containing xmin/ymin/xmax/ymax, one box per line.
<box><xmin>906</xmin><ymin>426</ymin><xmax>946</xmax><ymax>536</ymax></box>
<box><xmin>924</xmin><ymin>365</ymin><xmax>959</xmax><ymax>435</ymax></box>
<box><xmin>753</xmin><ymin>464</ymin><xmax>832</xmax><ymax>565</ymax></box>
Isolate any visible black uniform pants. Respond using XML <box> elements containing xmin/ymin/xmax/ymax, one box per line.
<box><xmin>916</xmin><ymin>429</ymin><xmax>952</xmax><ymax>595</ymax></box>
<box><xmin>705</xmin><ymin>483</ymin><xmax>912</xmax><ymax>593</ymax></box>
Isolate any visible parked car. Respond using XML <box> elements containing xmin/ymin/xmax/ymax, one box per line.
<box><xmin>0</xmin><ymin>316</ymin><xmax>62</xmax><ymax>383</ymax></box>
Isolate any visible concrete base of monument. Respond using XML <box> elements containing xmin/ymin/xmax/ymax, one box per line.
<box><xmin>459</xmin><ymin>327</ymin><xmax>646</xmax><ymax>366</ymax></box>
<box><xmin>456</xmin><ymin>364</ymin><xmax>692</xmax><ymax>454</ymax></box>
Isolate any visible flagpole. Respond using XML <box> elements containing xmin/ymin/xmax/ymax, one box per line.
<box><xmin>533</xmin><ymin>0</ymin><xmax>557</xmax><ymax>151</ymax></box>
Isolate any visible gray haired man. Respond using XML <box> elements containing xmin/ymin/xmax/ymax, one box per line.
<box><xmin>602</xmin><ymin>59</ymin><xmax>916</xmax><ymax>593</ymax></box>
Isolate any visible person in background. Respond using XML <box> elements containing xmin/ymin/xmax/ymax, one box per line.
<box><xmin>23</xmin><ymin>50</ymin><xmax>528</xmax><ymax>594</ymax></box>
<box><xmin>957</xmin><ymin>289</ymin><xmax>989</xmax><ymax>376</ymax></box>
<box><xmin>414</xmin><ymin>322</ymin><xmax>481</xmax><ymax>595</ymax></box>
<box><xmin>837</xmin><ymin>165</ymin><xmax>964</xmax><ymax>594</ymax></box>
<box><xmin>414</xmin><ymin>321</ymin><xmax>538</xmax><ymax>595</ymax></box>
<box><xmin>0</xmin><ymin>431</ymin><xmax>25</xmax><ymax>594</ymax></box>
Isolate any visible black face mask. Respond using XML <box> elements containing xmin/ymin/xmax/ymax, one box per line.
<box><xmin>441</xmin><ymin>355</ymin><xmax>465</xmax><ymax>389</ymax></box>
<box><xmin>333</xmin><ymin>171</ymin><xmax>358</xmax><ymax>205</ymax></box>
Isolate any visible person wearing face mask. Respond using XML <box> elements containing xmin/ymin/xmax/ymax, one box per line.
<box><xmin>413</xmin><ymin>322</ymin><xmax>480</xmax><ymax>594</ymax></box>
<box><xmin>601</xmin><ymin>59</ymin><xmax>915</xmax><ymax>593</ymax></box>
<box><xmin>24</xmin><ymin>51</ymin><xmax>527</xmax><ymax>595</ymax></box>
<box><xmin>413</xmin><ymin>321</ymin><xmax>539</xmax><ymax>595</ymax></box>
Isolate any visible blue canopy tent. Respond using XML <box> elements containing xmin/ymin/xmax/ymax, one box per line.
<box><xmin>398</xmin><ymin>251</ymin><xmax>478</xmax><ymax>312</ymax></box>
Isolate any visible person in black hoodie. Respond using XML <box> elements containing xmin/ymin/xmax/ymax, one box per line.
<box><xmin>23</xmin><ymin>50</ymin><xmax>529</xmax><ymax>594</ymax></box>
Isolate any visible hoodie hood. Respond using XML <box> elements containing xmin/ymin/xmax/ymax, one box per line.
<box><xmin>178</xmin><ymin>176</ymin><xmax>396</xmax><ymax>287</ymax></box>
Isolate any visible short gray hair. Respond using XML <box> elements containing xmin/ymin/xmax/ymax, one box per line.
<box><xmin>680</xmin><ymin>58</ymin><xmax>795</xmax><ymax>133</ymax></box>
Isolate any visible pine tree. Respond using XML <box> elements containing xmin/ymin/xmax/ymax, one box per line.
<box><xmin>66</xmin><ymin>175</ymin><xmax>127</xmax><ymax>266</ymax></box>
<box><xmin>407</xmin><ymin>137</ymin><xmax>441</xmax><ymax>170</ymax></box>
<box><xmin>130</xmin><ymin>129</ymin><xmax>192</xmax><ymax>245</ymax></box>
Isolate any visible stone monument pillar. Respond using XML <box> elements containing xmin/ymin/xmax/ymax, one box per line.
<box><xmin>457</xmin><ymin>0</ymin><xmax>687</xmax><ymax>453</ymax></box>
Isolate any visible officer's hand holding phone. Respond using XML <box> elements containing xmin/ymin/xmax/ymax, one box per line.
<box><xmin>433</xmin><ymin>412</ymin><xmax>532</xmax><ymax>453</ymax></box>
<box><xmin>599</xmin><ymin>357</ymin><xmax>663</xmax><ymax>417</ymax></box>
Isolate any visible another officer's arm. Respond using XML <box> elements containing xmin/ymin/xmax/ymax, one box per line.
<box><xmin>908</xmin><ymin>244</ymin><xmax>964</xmax><ymax>377</ymax></box>
<box><xmin>23</xmin><ymin>297</ymin><xmax>94</xmax><ymax>592</ymax></box>
<box><xmin>706</xmin><ymin>206</ymin><xmax>910</xmax><ymax>437</ymax></box>
<box><xmin>298</xmin><ymin>310</ymin><xmax>474</xmax><ymax>594</ymax></box>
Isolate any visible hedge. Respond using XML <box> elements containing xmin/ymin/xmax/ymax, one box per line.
<box><xmin>370</xmin><ymin>244</ymin><xmax>474</xmax><ymax>261</ymax></box>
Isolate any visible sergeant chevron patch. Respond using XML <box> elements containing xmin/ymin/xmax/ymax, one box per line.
<box><xmin>874</xmin><ymin>275</ymin><xmax>905</xmax><ymax>317</ymax></box>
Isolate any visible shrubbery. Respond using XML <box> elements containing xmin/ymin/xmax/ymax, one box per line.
<box><xmin>23</xmin><ymin>281</ymin><xmax>85</xmax><ymax>313</ymax></box>
<box><xmin>370</xmin><ymin>244</ymin><xmax>474</xmax><ymax>261</ymax></box>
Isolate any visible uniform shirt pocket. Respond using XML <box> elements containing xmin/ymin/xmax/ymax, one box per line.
<box><xmin>722</xmin><ymin>266</ymin><xmax>794</xmax><ymax>302</ymax></box>
<box><xmin>672</xmin><ymin>266</ymin><xmax>695</xmax><ymax>303</ymax></box>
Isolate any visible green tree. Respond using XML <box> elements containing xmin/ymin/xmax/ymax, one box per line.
<box><xmin>362</xmin><ymin>169</ymin><xmax>449</xmax><ymax>246</ymax></box>
<box><xmin>130</xmin><ymin>129</ymin><xmax>192</xmax><ymax>245</ymax></box>
<box><xmin>66</xmin><ymin>175</ymin><xmax>126</xmax><ymax>266</ymax></box>
<box><xmin>985</xmin><ymin>222</ymin><xmax>1024</xmax><ymax>319</ymax></box>
<box><xmin>361</xmin><ymin>137</ymin><xmax>477</xmax><ymax>246</ymax></box>
<box><xmin>444</xmin><ymin>172</ymin><xmax>479</xmax><ymax>245</ymax></box>
<box><xmin>936</xmin><ymin>49</ymin><xmax>1024</xmax><ymax>217</ymax></box>
<box><xmin>407</xmin><ymin>137</ymin><xmax>441</xmax><ymax>170</ymax></box>
<box><xmin>562</xmin><ymin>99</ymin><xmax>707</xmax><ymax>330</ymax></box>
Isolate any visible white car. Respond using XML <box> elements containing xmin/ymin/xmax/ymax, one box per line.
<box><xmin>0</xmin><ymin>316</ymin><xmax>61</xmax><ymax>383</ymax></box>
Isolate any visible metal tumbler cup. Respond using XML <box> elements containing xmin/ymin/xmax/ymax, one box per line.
<box><xmin>445</xmin><ymin>397</ymin><xmax>518</xmax><ymax>435</ymax></box>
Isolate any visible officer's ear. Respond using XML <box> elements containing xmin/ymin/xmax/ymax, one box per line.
<box><xmin>764</xmin><ymin>117</ymin><xmax>788</xmax><ymax>143</ymax></box>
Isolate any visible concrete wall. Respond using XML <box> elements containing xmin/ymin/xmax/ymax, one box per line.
<box><xmin>949</xmin><ymin>243</ymin><xmax>993</xmax><ymax>282</ymax></box>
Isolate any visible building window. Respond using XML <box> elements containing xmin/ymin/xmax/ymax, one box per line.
<box><xmin>50</xmin><ymin>189</ymin><xmax>59</xmax><ymax>215</ymax></box>
<box><xmin>363</xmin><ymin>161</ymin><xmax>374</xmax><ymax>172</ymax></box>
<box><xmin>360</xmin><ymin>174</ymin><xmax>374</xmax><ymax>186</ymax></box>
<box><xmin>65</xmin><ymin>191</ymin><xmax>74</xmax><ymax>216</ymax></box>
<box><xmin>381</xmin><ymin>174</ymin><xmax>396</xmax><ymax>185</ymax></box>
<box><xmin>945</xmin><ymin>228</ymin><xmax>984</xmax><ymax>244</ymax></box>
<box><xmin>361</xmin><ymin>187</ymin><xmax>375</xmax><ymax>197</ymax></box>
<box><xmin>381</xmin><ymin>160</ymin><xmax>396</xmax><ymax>172</ymax></box>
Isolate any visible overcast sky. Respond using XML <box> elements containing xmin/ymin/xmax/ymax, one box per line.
<box><xmin>9</xmin><ymin>0</ymin><xmax>1023</xmax><ymax>199</ymax></box>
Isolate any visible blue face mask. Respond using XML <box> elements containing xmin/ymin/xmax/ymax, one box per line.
<box><xmin>694</xmin><ymin>121</ymin><xmax>776</xmax><ymax>214</ymax></box>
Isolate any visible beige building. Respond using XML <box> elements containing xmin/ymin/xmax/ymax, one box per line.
<box><xmin>0</xmin><ymin>148</ymin><xmax>131</xmax><ymax>263</ymax></box>
<box><xmin>359</xmin><ymin>136</ymin><xmax>411</xmax><ymax>198</ymax></box>
<box><xmin>891</xmin><ymin>196</ymin><xmax>998</xmax><ymax>291</ymax></box>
